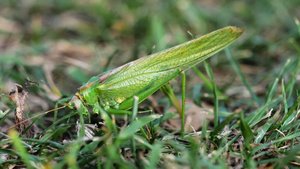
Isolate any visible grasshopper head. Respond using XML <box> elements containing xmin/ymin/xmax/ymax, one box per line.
<box><xmin>68</xmin><ymin>95</ymin><xmax>89</xmax><ymax>116</ymax></box>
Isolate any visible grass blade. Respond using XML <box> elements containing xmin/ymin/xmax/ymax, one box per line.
<box><xmin>225</xmin><ymin>48</ymin><xmax>261</xmax><ymax>106</ymax></box>
<box><xmin>275</xmin><ymin>144</ymin><xmax>300</xmax><ymax>168</ymax></box>
<box><xmin>192</xmin><ymin>67</ymin><xmax>228</xmax><ymax>100</ymax></box>
<box><xmin>251</xmin><ymin>132</ymin><xmax>300</xmax><ymax>155</ymax></box>
<box><xmin>254</xmin><ymin>120</ymin><xmax>273</xmax><ymax>144</ymax></box>
<box><xmin>238</xmin><ymin>111</ymin><xmax>254</xmax><ymax>150</ymax></box>
<box><xmin>119</xmin><ymin>114</ymin><xmax>160</xmax><ymax>139</ymax></box>
<box><xmin>8</xmin><ymin>130</ymin><xmax>34</xmax><ymax>169</ymax></box>
<box><xmin>210</xmin><ymin>111</ymin><xmax>238</xmax><ymax>137</ymax></box>
<box><xmin>146</xmin><ymin>143</ymin><xmax>163</xmax><ymax>169</ymax></box>
<box><xmin>204</xmin><ymin>61</ymin><xmax>219</xmax><ymax>128</ymax></box>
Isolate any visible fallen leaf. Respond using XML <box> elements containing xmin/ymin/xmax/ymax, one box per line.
<box><xmin>165</xmin><ymin>98</ymin><xmax>213</xmax><ymax>132</ymax></box>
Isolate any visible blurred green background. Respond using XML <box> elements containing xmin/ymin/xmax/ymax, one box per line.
<box><xmin>0</xmin><ymin>0</ymin><xmax>299</xmax><ymax>111</ymax></box>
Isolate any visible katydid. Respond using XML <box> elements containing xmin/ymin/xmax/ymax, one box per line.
<box><xmin>67</xmin><ymin>26</ymin><xmax>244</xmax><ymax>116</ymax></box>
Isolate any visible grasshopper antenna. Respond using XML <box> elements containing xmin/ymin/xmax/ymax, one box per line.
<box><xmin>2</xmin><ymin>105</ymin><xmax>67</xmax><ymax>133</ymax></box>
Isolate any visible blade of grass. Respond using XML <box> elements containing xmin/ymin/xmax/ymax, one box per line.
<box><xmin>146</xmin><ymin>143</ymin><xmax>162</xmax><ymax>169</ymax></box>
<box><xmin>281</xmin><ymin>95</ymin><xmax>300</xmax><ymax>127</ymax></box>
<box><xmin>78</xmin><ymin>111</ymin><xmax>85</xmax><ymax>138</ymax></box>
<box><xmin>22</xmin><ymin>138</ymin><xmax>64</xmax><ymax>149</ymax></box>
<box><xmin>204</xmin><ymin>61</ymin><xmax>219</xmax><ymax>128</ymax></box>
<box><xmin>107</xmin><ymin>108</ymin><xmax>132</xmax><ymax>115</ymax></box>
<box><xmin>254</xmin><ymin>120</ymin><xmax>273</xmax><ymax>144</ymax></box>
<box><xmin>64</xmin><ymin>111</ymin><xmax>86</xmax><ymax>169</ymax></box>
<box><xmin>281</xmin><ymin>79</ymin><xmax>288</xmax><ymax>114</ymax></box>
<box><xmin>248</xmin><ymin>98</ymin><xmax>282</xmax><ymax>127</ymax></box>
<box><xmin>225</xmin><ymin>48</ymin><xmax>261</xmax><ymax>106</ymax></box>
<box><xmin>131</xmin><ymin>96</ymin><xmax>139</xmax><ymax>122</ymax></box>
<box><xmin>65</xmin><ymin>142</ymin><xmax>80</xmax><ymax>169</ymax></box>
<box><xmin>134</xmin><ymin>135</ymin><xmax>154</xmax><ymax>150</ymax></box>
<box><xmin>251</xmin><ymin>132</ymin><xmax>300</xmax><ymax>155</ymax></box>
<box><xmin>266</xmin><ymin>59</ymin><xmax>290</xmax><ymax>103</ymax></box>
<box><xmin>8</xmin><ymin>130</ymin><xmax>34</xmax><ymax>169</ymax></box>
<box><xmin>38</xmin><ymin>111</ymin><xmax>78</xmax><ymax>140</ymax></box>
<box><xmin>202</xmin><ymin>119</ymin><xmax>207</xmax><ymax>140</ymax></box>
<box><xmin>275</xmin><ymin>144</ymin><xmax>300</xmax><ymax>168</ymax></box>
<box><xmin>266</xmin><ymin>78</ymin><xmax>279</xmax><ymax>103</ymax></box>
<box><xmin>99</xmin><ymin>105</ymin><xmax>115</xmax><ymax>134</ymax></box>
<box><xmin>103</xmin><ymin>49</ymin><xmax>119</xmax><ymax>72</ymax></box>
<box><xmin>287</xmin><ymin>76</ymin><xmax>296</xmax><ymax>99</ymax></box>
<box><xmin>132</xmin><ymin>96</ymin><xmax>148</xmax><ymax>140</ymax></box>
<box><xmin>119</xmin><ymin>114</ymin><xmax>160</xmax><ymax>140</ymax></box>
<box><xmin>211</xmin><ymin>135</ymin><xmax>239</xmax><ymax>163</ymax></box>
<box><xmin>238</xmin><ymin>111</ymin><xmax>254</xmax><ymax>150</ymax></box>
<box><xmin>192</xmin><ymin>67</ymin><xmax>228</xmax><ymax>100</ymax></box>
<box><xmin>0</xmin><ymin>106</ymin><xmax>15</xmax><ymax>126</ymax></box>
<box><xmin>210</xmin><ymin>111</ymin><xmax>238</xmax><ymax>137</ymax></box>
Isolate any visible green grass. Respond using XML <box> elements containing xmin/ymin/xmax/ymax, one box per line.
<box><xmin>1</xmin><ymin>0</ymin><xmax>300</xmax><ymax>168</ymax></box>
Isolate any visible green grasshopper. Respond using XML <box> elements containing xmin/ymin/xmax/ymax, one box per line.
<box><xmin>4</xmin><ymin>26</ymin><xmax>243</xmax><ymax>133</ymax></box>
<box><xmin>67</xmin><ymin>26</ymin><xmax>244</xmax><ymax>116</ymax></box>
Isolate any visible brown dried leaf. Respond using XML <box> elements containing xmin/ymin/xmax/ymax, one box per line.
<box><xmin>8</xmin><ymin>84</ymin><xmax>35</xmax><ymax>138</ymax></box>
<box><xmin>165</xmin><ymin>98</ymin><xmax>213</xmax><ymax>132</ymax></box>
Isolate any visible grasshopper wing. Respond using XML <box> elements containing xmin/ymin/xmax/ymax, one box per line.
<box><xmin>97</xmin><ymin>26</ymin><xmax>244</xmax><ymax>109</ymax></box>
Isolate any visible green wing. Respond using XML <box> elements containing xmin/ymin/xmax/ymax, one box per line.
<box><xmin>97</xmin><ymin>26</ymin><xmax>243</xmax><ymax>108</ymax></box>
